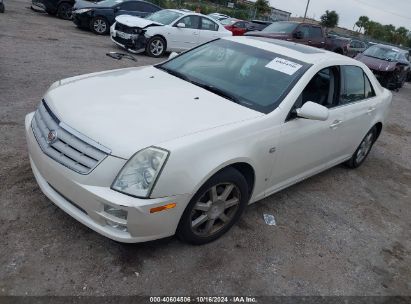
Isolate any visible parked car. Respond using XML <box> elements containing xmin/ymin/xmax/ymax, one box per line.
<box><xmin>249</xmin><ymin>20</ymin><xmax>272</xmax><ymax>31</ymax></box>
<box><xmin>31</xmin><ymin>0</ymin><xmax>78</xmax><ymax>19</ymax></box>
<box><xmin>345</xmin><ymin>39</ymin><xmax>367</xmax><ymax>58</ymax></box>
<box><xmin>245</xmin><ymin>21</ymin><xmax>350</xmax><ymax>55</ymax></box>
<box><xmin>355</xmin><ymin>44</ymin><xmax>410</xmax><ymax>89</ymax></box>
<box><xmin>25</xmin><ymin>36</ymin><xmax>392</xmax><ymax>245</ymax></box>
<box><xmin>220</xmin><ymin>18</ymin><xmax>252</xmax><ymax>36</ymax></box>
<box><xmin>400</xmin><ymin>49</ymin><xmax>411</xmax><ymax>82</ymax></box>
<box><xmin>208</xmin><ymin>13</ymin><xmax>230</xmax><ymax>21</ymax></box>
<box><xmin>110</xmin><ymin>9</ymin><xmax>232</xmax><ymax>57</ymax></box>
<box><xmin>72</xmin><ymin>0</ymin><xmax>162</xmax><ymax>35</ymax></box>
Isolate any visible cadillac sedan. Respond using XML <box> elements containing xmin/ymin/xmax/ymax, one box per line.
<box><xmin>25</xmin><ymin>37</ymin><xmax>392</xmax><ymax>245</ymax></box>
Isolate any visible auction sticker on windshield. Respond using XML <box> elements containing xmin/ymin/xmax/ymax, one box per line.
<box><xmin>265</xmin><ymin>57</ymin><xmax>302</xmax><ymax>75</ymax></box>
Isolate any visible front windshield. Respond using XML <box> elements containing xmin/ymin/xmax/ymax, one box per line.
<box><xmin>158</xmin><ymin>39</ymin><xmax>309</xmax><ymax>114</ymax></box>
<box><xmin>97</xmin><ymin>0</ymin><xmax>123</xmax><ymax>6</ymax></box>
<box><xmin>146</xmin><ymin>10</ymin><xmax>183</xmax><ymax>25</ymax></box>
<box><xmin>262</xmin><ymin>22</ymin><xmax>298</xmax><ymax>33</ymax></box>
<box><xmin>363</xmin><ymin>45</ymin><xmax>399</xmax><ymax>61</ymax></box>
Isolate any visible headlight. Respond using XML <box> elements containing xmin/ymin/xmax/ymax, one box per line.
<box><xmin>74</xmin><ymin>8</ymin><xmax>91</xmax><ymax>14</ymax></box>
<box><xmin>111</xmin><ymin>147</ymin><xmax>169</xmax><ymax>198</ymax></box>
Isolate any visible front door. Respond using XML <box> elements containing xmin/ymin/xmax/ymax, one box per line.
<box><xmin>168</xmin><ymin>15</ymin><xmax>200</xmax><ymax>51</ymax></box>
<box><xmin>266</xmin><ymin>66</ymin><xmax>347</xmax><ymax>194</ymax></box>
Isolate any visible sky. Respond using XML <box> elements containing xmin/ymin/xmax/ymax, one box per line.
<box><xmin>269</xmin><ymin>0</ymin><xmax>411</xmax><ymax>31</ymax></box>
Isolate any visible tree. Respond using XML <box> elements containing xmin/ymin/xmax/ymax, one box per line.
<box><xmin>320</xmin><ymin>10</ymin><xmax>339</xmax><ymax>29</ymax></box>
<box><xmin>254</xmin><ymin>0</ymin><xmax>271</xmax><ymax>17</ymax></box>
<box><xmin>355</xmin><ymin>15</ymin><xmax>369</xmax><ymax>33</ymax></box>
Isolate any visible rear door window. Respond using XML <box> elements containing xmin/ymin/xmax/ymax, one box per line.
<box><xmin>340</xmin><ymin>66</ymin><xmax>375</xmax><ymax>104</ymax></box>
<box><xmin>309</xmin><ymin>26</ymin><xmax>322</xmax><ymax>38</ymax></box>
<box><xmin>200</xmin><ymin>17</ymin><xmax>219</xmax><ymax>31</ymax></box>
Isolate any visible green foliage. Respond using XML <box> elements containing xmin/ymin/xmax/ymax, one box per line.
<box><xmin>254</xmin><ymin>0</ymin><xmax>271</xmax><ymax>17</ymax></box>
<box><xmin>320</xmin><ymin>10</ymin><xmax>339</xmax><ymax>28</ymax></box>
<box><xmin>362</xmin><ymin>18</ymin><xmax>410</xmax><ymax>46</ymax></box>
<box><xmin>355</xmin><ymin>15</ymin><xmax>369</xmax><ymax>32</ymax></box>
<box><xmin>146</xmin><ymin>0</ymin><xmax>251</xmax><ymax>20</ymax></box>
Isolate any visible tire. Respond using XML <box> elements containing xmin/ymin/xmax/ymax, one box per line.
<box><xmin>145</xmin><ymin>36</ymin><xmax>166</xmax><ymax>58</ymax></box>
<box><xmin>345</xmin><ymin>127</ymin><xmax>377</xmax><ymax>169</ymax></box>
<box><xmin>91</xmin><ymin>16</ymin><xmax>109</xmax><ymax>35</ymax></box>
<box><xmin>57</xmin><ymin>2</ymin><xmax>72</xmax><ymax>20</ymax></box>
<box><xmin>177</xmin><ymin>167</ymin><xmax>249</xmax><ymax>245</ymax></box>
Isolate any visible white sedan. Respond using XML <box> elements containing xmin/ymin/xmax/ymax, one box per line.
<box><xmin>25</xmin><ymin>37</ymin><xmax>392</xmax><ymax>245</ymax></box>
<box><xmin>110</xmin><ymin>9</ymin><xmax>232</xmax><ymax>57</ymax></box>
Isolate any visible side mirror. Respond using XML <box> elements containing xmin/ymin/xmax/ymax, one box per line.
<box><xmin>168</xmin><ymin>52</ymin><xmax>178</xmax><ymax>60</ymax></box>
<box><xmin>293</xmin><ymin>31</ymin><xmax>303</xmax><ymax>39</ymax></box>
<box><xmin>176</xmin><ymin>23</ymin><xmax>186</xmax><ymax>28</ymax></box>
<box><xmin>296</xmin><ymin>101</ymin><xmax>329</xmax><ymax>121</ymax></box>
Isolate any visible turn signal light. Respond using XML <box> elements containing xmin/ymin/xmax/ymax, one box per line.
<box><xmin>150</xmin><ymin>203</ymin><xmax>177</xmax><ymax>213</ymax></box>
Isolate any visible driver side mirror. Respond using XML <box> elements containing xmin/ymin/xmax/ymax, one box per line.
<box><xmin>296</xmin><ymin>101</ymin><xmax>329</xmax><ymax>121</ymax></box>
<box><xmin>176</xmin><ymin>23</ymin><xmax>186</xmax><ymax>28</ymax></box>
<box><xmin>293</xmin><ymin>31</ymin><xmax>303</xmax><ymax>39</ymax></box>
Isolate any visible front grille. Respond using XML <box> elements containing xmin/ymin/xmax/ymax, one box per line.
<box><xmin>112</xmin><ymin>35</ymin><xmax>131</xmax><ymax>46</ymax></box>
<box><xmin>31</xmin><ymin>100</ymin><xmax>110</xmax><ymax>174</ymax></box>
<box><xmin>115</xmin><ymin>22</ymin><xmax>136</xmax><ymax>34</ymax></box>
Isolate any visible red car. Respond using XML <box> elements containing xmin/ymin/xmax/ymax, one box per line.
<box><xmin>221</xmin><ymin>18</ymin><xmax>251</xmax><ymax>36</ymax></box>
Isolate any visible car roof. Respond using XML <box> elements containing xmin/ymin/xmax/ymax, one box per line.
<box><xmin>166</xmin><ymin>9</ymin><xmax>218</xmax><ymax>18</ymax></box>
<box><xmin>222</xmin><ymin>36</ymin><xmax>361</xmax><ymax>65</ymax></box>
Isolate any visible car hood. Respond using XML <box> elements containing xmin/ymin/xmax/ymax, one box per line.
<box><xmin>244</xmin><ymin>31</ymin><xmax>289</xmax><ymax>39</ymax></box>
<box><xmin>356</xmin><ymin>54</ymin><xmax>397</xmax><ymax>72</ymax></box>
<box><xmin>44</xmin><ymin>66</ymin><xmax>262</xmax><ymax>159</ymax></box>
<box><xmin>115</xmin><ymin>15</ymin><xmax>163</xmax><ymax>28</ymax></box>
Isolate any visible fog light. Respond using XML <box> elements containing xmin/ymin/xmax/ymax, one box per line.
<box><xmin>104</xmin><ymin>205</ymin><xmax>127</xmax><ymax>220</ymax></box>
<box><xmin>105</xmin><ymin>219</ymin><xmax>128</xmax><ymax>232</ymax></box>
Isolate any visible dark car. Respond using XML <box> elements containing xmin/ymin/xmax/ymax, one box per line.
<box><xmin>245</xmin><ymin>21</ymin><xmax>350</xmax><ymax>55</ymax></box>
<box><xmin>0</xmin><ymin>0</ymin><xmax>4</xmax><ymax>13</ymax></box>
<box><xmin>73</xmin><ymin>0</ymin><xmax>162</xmax><ymax>35</ymax></box>
<box><xmin>345</xmin><ymin>39</ymin><xmax>367</xmax><ymax>58</ymax></box>
<box><xmin>355</xmin><ymin>44</ymin><xmax>410</xmax><ymax>89</ymax></box>
<box><xmin>31</xmin><ymin>0</ymin><xmax>79</xmax><ymax>19</ymax></box>
<box><xmin>249</xmin><ymin>20</ymin><xmax>272</xmax><ymax>31</ymax></box>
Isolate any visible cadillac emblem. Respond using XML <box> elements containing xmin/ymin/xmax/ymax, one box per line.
<box><xmin>47</xmin><ymin>130</ymin><xmax>58</xmax><ymax>144</ymax></box>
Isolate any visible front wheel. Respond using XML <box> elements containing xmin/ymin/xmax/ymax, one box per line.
<box><xmin>145</xmin><ymin>36</ymin><xmax>166</xmax><ymax>57</ymax></box>
<box><xmin>177</xmin><ymin>168</ymin><xmax>249</xmax><ymax>245</ymax></box>
<box><xmin>345</xmin><ymin>127</ymin><xmax>377</xmax><ymax>168</ymax></box>
<box><xmin>91</xmin><ymin>16</ymin><xmax>109</xmax><ymax>35</ymax></box>
<box><xmin>57</xmin><ymin>2</ymin><xmax>72</xmax><ymax>20</ymax></box>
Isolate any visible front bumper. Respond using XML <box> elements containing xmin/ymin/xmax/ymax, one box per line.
<box><xmin>110</xmin><ymin>24</ymin><xmax>147</xmax><ymax>54</ymax></box>
<box><xmin>72</xmin><ymin>12</ymin><xmax>91</xmax><ymax>28</ymax></box>
<box><xmin>31</xmin><ymin>0</ymin><xmax>47</xmax><ymax>12</ymax></box>
<box><xmin>25</xmin><ymin>112</ymin><xmax>189</xmax><ymax>243</ymax></box>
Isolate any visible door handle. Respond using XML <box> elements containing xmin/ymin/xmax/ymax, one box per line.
<box><xmin>329</xmin><ymin>119</ymin><xmax>343</xmax><ymax>129</ymax></box>
<box><xmin>366</xmin><ymin>107</ymin><xmax>376</xmax><ymax>115</ymax></box>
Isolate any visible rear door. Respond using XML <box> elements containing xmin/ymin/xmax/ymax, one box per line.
<box><xmin>308</xmin><ymin>25</ymin><xmax>325</xmax><ymax>48</ymax></box>
<box><xmin>198</xmin><ymin>17</ymin><xmax>221</xmax><ymax>44</ymax></box>
<box><xmin>336</xmin><ymin>66</ymin><xmax>378</xmax><ymax>154</ymax></box>
<box><xmin>168</xmin><ymin>15</ymin><xmax>200</xmax><ymax>51</ymax></box>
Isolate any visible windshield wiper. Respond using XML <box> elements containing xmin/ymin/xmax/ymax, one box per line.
<box><xmin>157</xmin><ymin>66</ymin><xmax>243</xmax><ymax>104</ymax></box>
<box><xmin>192</xmin><ymin>82</ymin><xmax>242</xmax><ymax>104</ymax></box>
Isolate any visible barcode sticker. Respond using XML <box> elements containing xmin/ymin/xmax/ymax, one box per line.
<box><xmin>265</xmin><ymin>57</ymin><xmax>302</xmax><ymax>75</ymax></box>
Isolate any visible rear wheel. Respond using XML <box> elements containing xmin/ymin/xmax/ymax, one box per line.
<box><xmin>177</xmin><ymin>168</ymin><xmax>249</xmax><ymax>245</ymax></box>
<box><xmin>345</xmin><ymin>127</ymin><xmax>377</xmax><ymax>168</ymax></box>
<box><xmin>146</xmin><ymin>36</ymin><xmax>166</xmax><ymax>57</ymax></box>
<box><xmin>57</xmin><ymin>2</ymin><xmax>72</xmax><ymax>20</ymax></box>
<box><xmin>91</xmin><ymin>16</ymin><xmax>109</xmax><ymax>35</ymax></box>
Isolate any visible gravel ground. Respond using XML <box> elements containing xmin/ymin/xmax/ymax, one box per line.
<box><xmin>1</xmin><ymin>0</ymin><xmax>410</xmax><ymax>296</ymax></box>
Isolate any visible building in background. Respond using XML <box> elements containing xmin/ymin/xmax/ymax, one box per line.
<box><xmin>269</xmin><ymin>7</ymin><xmax>291</xmax><ymax>21</ymax></box>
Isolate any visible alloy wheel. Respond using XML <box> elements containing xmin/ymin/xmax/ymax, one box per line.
<box><xmin>150</xmin><ymin>39</ymin><xmax>164</xmax><ymax>56</ymax></box>
<box><xmin>355</xmin><ymin>132</ymin><xmax>374</xmax><ymax>163</ymax></box>
<box><xmin>93</xmin><ymin>19</ymin><xmax>107</xmax><ymax>34</ymax></box>
<box><xmin>190</xmin><ymin>183</ymin><xmax>241</xmax><ymax>237</ymax></box>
